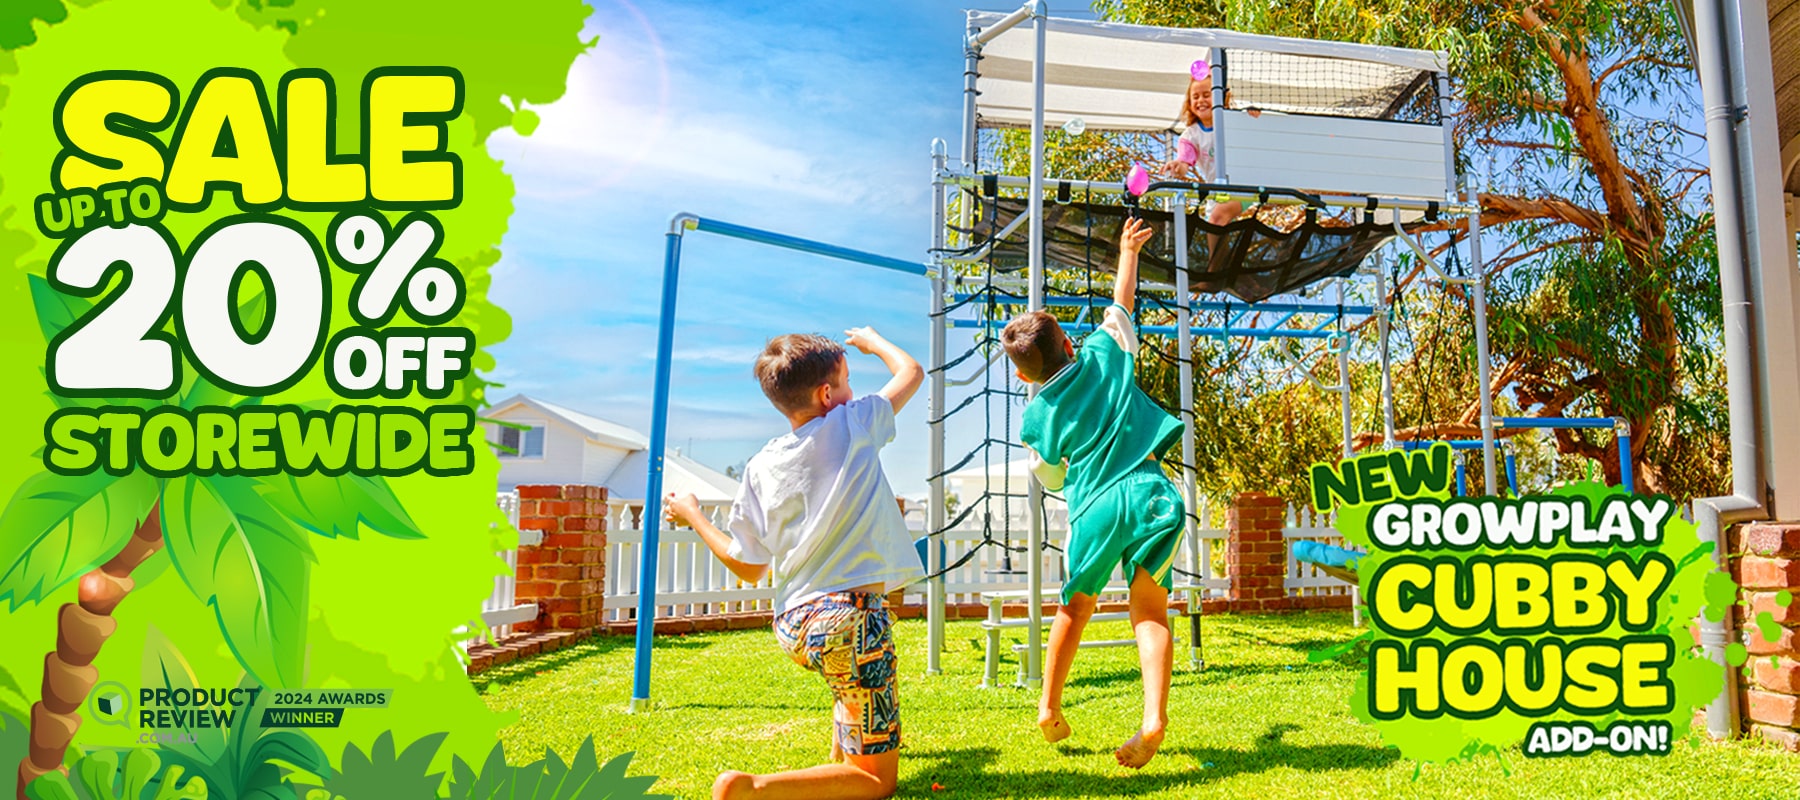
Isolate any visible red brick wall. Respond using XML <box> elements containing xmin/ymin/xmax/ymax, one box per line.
<box><xmin>1734</xmin><ymin>522</ymin><xmax>1800</xmax><ymax>750</ymax></box>
<box><xmin>514</xmin><ymin>484</ymin><xmax>607</xmax><ymax>633</ymax></box>
<box><xmin>1223</xmin><ymin>492</ymin><xmax>1352</xmax><ymax>614</ymax></box>
<box><xmin>1228</xmin><ymin>493</ymin><xmax>1288</xmax><ymax>611</ymax></box>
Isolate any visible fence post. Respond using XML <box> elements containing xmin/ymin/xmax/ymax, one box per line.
<box><xmin>515</xmin><ymin>484</ymin><xmax>609</xmax><ymax>635</ymax></box>
<box><xmin>1227</xmin><ymin>492</ymin><xmax>1289</xmax><ymax>612</ymax></box>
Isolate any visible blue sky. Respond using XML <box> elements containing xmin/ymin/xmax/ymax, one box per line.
<box><xmin>483</xmin><ymin>1</ymin><xmax>1092</xmax><ymax>495</ymax></box>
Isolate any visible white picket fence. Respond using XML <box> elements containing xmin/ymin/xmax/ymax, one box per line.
<box><xmin>597</xmin><ymin>498</ymin><xmax>1354</xmax><ymax>623</ymax></box>
<box><xmin>476</xmin><ymin>491</ymin><xmax>541</xmax><ymax>640</ymax></box>
<box><xmin>1281</xmin><ymin>505</ymin><xmax>1358</xmax><ymax>599</ymax></box>
<box><xmin>603</xmin><ymin>501</ymin><xmax>774</xmax><ymax>621</ymax></box>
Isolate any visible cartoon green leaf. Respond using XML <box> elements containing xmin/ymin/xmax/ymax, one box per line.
<box><xmin>27</xmin><ymin>272</ymin><xmax>88</xmax><ymax>345</ymax></box>
<box><xmin>260</xmin><ymin>472</ymin><xmax>425</xmax><ymax>540</ymax></box>
<box><xmin>142</xmin><ymin>625</ymin><xmax>230</xmax><ymax>762</ymax></box>
<box><xmin>315</xmin><ymin>730</ymin><xmax>448</xmax><ymax>800</ymax></box>
<box><xmin>21</xmin><ymin>771</ymin><xmax>80</xmax><ymax>800</ymax></box>
<box><xmin>0</xmin><ymin>469</ymin><xmax>156</xmax><ymax>609</ymax></box>
<box><xmin>161</xmin><ymin>475</ymin><xmax>313</xmax><ymax>687</ymax></box>
<box><xmin>29</xmin><ymin>274</ymin><xmax>161</xmax><ymax>411</ymax></box>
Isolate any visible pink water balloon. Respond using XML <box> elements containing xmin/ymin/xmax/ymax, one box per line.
<box><xmin>1177</xmin><ymin>137</ymin><xmax>1199</xmax><ymax>166</ymax></box>
<box><xmin>1125</xmin><ymin>162</ymin><xmax>1150</xmax><ymax>196</ymax></box>
<box><xmin>1190</xmin><ymin>59</ymin><xmax>1210</xmax><ymax>81</ymax></box>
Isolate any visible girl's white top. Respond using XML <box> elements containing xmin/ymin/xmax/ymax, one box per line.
<box><xmin>1179</xmin><ymin>122</ymin><xmax>1217</xmax><ymax>184</ymax></box>
<box><xmin>726</xmin><ymin>394</ymin><xmax>926</xmax><ymax>614</ymax></box>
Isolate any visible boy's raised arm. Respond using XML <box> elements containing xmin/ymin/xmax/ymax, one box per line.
<box><xmin>1114</xmin><ymin>217</ymin><xmax>1153</xmax><ymax>314</ymax></box>
<box><xmin>845</xmin><ymin>327</ymin><xmax>924</xmax><ymax>413</ymax></box>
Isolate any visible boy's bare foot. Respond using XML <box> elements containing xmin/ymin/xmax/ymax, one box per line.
<box><xmin>1114</xmin><ymin>727</ymin><xmax>1164</xmax><ymax>769</ymax></box>
<box><xmin>1038</xmin><ymin>709</ymin><xmax>1072</xmax><ymax>743</ymax></box>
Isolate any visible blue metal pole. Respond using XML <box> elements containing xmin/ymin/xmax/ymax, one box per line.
<box><xmin>693</xmin><ymin>218</ymin><xmax>926</xmax><ymax>276</ymax></box>
<box><xmin>1615</xmin><ymin>418</ymin><xmax>1634</xmax><ymax>491</ymax></box>
<box><xmin>1455</xmin><ymin>461</ymin><xmax>1467</xmax><ymax>497</ymax></box>
<box><xmin>949</xmin><ymin>318</ymin><xmax>1338</xmax><ymax>340</ymax></box>
<box><xmin>1505</xmin><ymin>453</ymin><xmax>1519</xmax><ymax>497</ymax></box>
<box><xmin>946</xmin><ymin>294</ymin><xmax>1375</xmax><ymax>316</ymax></box>
<box><xmin>632</xmin><ymin>223</ymin><xmax>687</xmax><ymax>711</ymax></box>
<box><xmin>1497</xmin><ymin>416</ymin><xmax>1616</xmax><ymax>430</ymax></box>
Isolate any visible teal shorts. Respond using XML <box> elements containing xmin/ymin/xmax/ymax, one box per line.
<box><xmin>1063</xmin><ymin>460</ymin><xmax>1185</xmax><ymax>602</ymax></box>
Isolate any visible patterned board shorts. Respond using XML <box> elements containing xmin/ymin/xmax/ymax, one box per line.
<box><xmin>773</xmin><ymin>591</ymin><xmax>900</xmax><ymax>755</ymax></box>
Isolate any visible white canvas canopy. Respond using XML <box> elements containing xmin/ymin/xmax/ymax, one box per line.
<box><xmin>968</xmin><ymin>11</ymin><xmax>1449</xmax><ymax>133</ymax></box>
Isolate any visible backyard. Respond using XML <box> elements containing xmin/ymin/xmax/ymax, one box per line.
<box><xmin>473</xmin><ymin>611</ymin><xmax>1800</xmax><ymax>799</ymax></box>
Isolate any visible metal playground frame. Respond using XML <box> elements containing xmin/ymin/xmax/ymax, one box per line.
<box><xmin>624</xmin><ymin>3</ymin><xmax>1642</xmax><ymax>710</ymax></box>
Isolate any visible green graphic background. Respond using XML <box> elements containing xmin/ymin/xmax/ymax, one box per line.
<box><xmin>0</xmin><ymin>0</ymin><xmax>588</xmax><ymax>775</ymax></box>
<box><xmin>1331</xmin><ymin>481</ymin><xmax>1728</xmax><ymax>763</ymax></box>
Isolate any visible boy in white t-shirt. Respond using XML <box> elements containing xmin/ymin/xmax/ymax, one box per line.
<box><xmin>663</xmin><ymin>327</ymin><xmax>925</xmax><ymax>800</ymax></box>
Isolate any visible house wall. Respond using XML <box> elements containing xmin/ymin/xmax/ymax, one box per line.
<box><xmin>580</xmin><ymin>440</ymin><xmax>632</xmax><ymax>486</ymax></box>
<box><xmin>490</xmin><ymin>409</ymin><xmax>591</xmax><ymax>490</ymax></box>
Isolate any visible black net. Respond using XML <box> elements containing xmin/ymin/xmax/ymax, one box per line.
<box><xmin>1221</xmin><ymin>50</ymin><xmax>1439</xmax><ymax>124</ymax></box>
<box><xmin>962</xmin><ymin>194</ymin><xmax>1413</xmax><ymax>303</ymax></box>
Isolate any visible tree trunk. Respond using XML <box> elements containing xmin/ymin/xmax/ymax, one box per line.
<box><xmin>15</xmin><ymin>504</ymin><xmax>164</xmax><ymax>800</ymax></box>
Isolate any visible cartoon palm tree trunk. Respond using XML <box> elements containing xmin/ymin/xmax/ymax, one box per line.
<box><xmin>17</xmin><ymin>508</ymin><xmax>163</xmax><ymax>797</ymax></box>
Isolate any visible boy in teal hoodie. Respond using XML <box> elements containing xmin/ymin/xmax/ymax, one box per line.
<box><xmin>999</xmin><ymin>217</ymin><xmax>1185</xmax><ymax>769</ymax></box>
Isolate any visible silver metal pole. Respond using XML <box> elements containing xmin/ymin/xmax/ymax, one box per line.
<box><xmin>961</xmin><ymin>14</ymin><xmax>981</xmax><ymax>171</ymax></box>
<box><xmin>1436</xmin><ymin>73</ymin><xmax>1455</xmax><ymax>201</ymax></box>
<box><xmin>1691</xmin><ymin>0</ymin><xmax>1768</xmax><ymax>739</ymax></box>
<box><xmin>1337</xmin><ymin>279</ymin><xmax>1353</xmax><ymax>458</ymax></box>
<box><xmin>1209</xmin><ymin>48</ymin><xmax>1227</xmax><ymax>182</ymax></box>
<box><xmin>1023</xmin><ymin>0</ymin><xmax>1047</xmax><ymax>690</ymax></box>
<box><xmin>1377</xmin><ymin>262</ymin><xmax>1396</xmax><ymax>448</ymax></box>
<box><xmin>1172</xmin><ymin>190</ymin><xmax>1201</xmax><ymax>668</ymax></box>
<box><xmin>1467</xmin><ymin>173</ymin><xmax>1498</xmax><ymax>494</ymax></box>
<box><xmin>971</xmin><ymin>2</ymin><xmax>1035</xmax><ymax>47</ymax></box>
<box><xmin>927</xmin><ymin>140</ymin><xmax>948</xmax><ymax>675</ymax></box>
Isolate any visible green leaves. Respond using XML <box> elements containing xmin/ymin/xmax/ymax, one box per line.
<box><xmin>143</xmin><ymin>630</ymin><xmax>330</xmax><ymax>800</ymax></box>
<box><xmin>306</xmin><ymin>730</ymin><xmax>450</xmax><ymax>800</ymax></box>
<box><xmin>0</xmin><ymin>469</ymin><xmax>157</xmax><ymax>609</ymax></box>
<box><xmin>161</xmin><ymin>476</ymin><xmax>312</xmax><ymax>687</ymax></box>
<box><xmin>22</xmin><ymin>748</ymin><xmax>207</xmax><ymax>800</ymax></box>
<box><xmin>259</xmin><ymin>472</ymin><xmax>425</xmax><ymax>540</ymax></box>
<box><xmin>447</xmin><ymin>738</ymin><xmax>668</xmax><ymax>800</ymax></box>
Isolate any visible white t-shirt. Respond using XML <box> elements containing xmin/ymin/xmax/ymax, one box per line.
<box><xmin>726</xmin><ymin>394</ymin><xmax>926</xmax><ymax>614</ymax></box>
<box><xmin>1178</xmin><ymin>123</ymin><xmax>1217</xmax><ymax>184</ymax></box>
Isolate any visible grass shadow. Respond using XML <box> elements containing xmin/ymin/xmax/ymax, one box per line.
<box><xmin>472</xmin><ymin>632</ymin><xmax>716</xmax><ymax>689</ymax></box>
<box><xmin>900</xmin><ymin>723</ymin><xmax>1397</xmax><ymax>798</ymax></box>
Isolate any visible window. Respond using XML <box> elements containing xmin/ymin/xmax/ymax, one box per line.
<box><xmin>498</xmin><ymin>425</ymin><xmax>545</xmax><ymax>458</ymax></box>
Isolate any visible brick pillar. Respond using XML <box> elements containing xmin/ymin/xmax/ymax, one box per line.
<box><xmin>514</xmin><ymin>484</ymin><xmax>608</xmax><ymax>635</ymax></box>
<box><xmin>1228</xmin><ymin>492</ymin><xmax>1289</xmax><ymax>612</ymax></box>
<box><xmin>1734</xmin><ymin>522</ymin><xmax>1800</xmax><ymax>750</ymax></box>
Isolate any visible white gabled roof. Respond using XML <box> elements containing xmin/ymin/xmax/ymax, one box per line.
<box><xmin>969</xmin><ymin>12</ymin><xmax>1447</xmax><ymax>133</ymax></box>
<box><xmin>483</xmin><ymin>394</ymin><xmax>740</xmax><ymax>504</ymax></box>
<box><xmin>483</xmin><ymin>393</ymin><xmax>650</xmax><ymax>450</ymax></box>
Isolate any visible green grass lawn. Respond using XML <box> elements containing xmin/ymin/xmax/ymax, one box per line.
<box><xmin>475</xmin><ymin>611</ymin><xmax>1800</xmax><ymax>799</ymax></box>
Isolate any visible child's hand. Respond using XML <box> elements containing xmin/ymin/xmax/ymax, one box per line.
<box><xmin>663</xmin><ymin>492</ymin><xmax>702</xmax><ymax>527</ymax></box>
<box><xmin>1119</xmin><ymin>217</ymin><xmax>1153</xmax><ymax>254</ymax></box>
<box><xmin>844</xmin><ymin>326</ymin><xmax>886</xmax><ymax>355</ymax></box>
<box><xmin>1160</xmin><ymin>160</ymin><xmax>1190</xmax><ymax>180</ymax></box>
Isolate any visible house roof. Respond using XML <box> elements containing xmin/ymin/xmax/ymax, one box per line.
<box><xmin>483</xmin><ymin>394</ymin><xmax>739</xmax><ymax>504</ymax></box>
<box><xmin>483</xmin><ymin>393</ymin><xmax>650</xmax><ymax>449</ymax></box>
<box><xmin>607</xmin><ymin>449</ymin><xmax>740</xmax><ymax>505</ymax></box>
